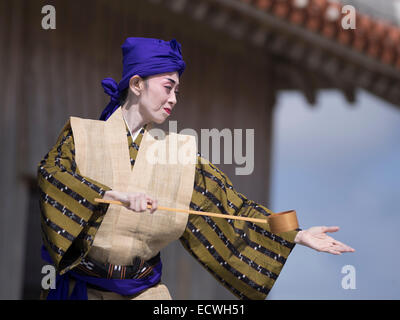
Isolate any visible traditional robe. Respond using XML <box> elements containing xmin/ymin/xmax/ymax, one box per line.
<box><xmin>38</xmin><ymin>114</ymin><xmax>299</xmax><ymax>300</ymax></box>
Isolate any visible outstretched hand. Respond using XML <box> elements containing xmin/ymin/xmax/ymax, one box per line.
<box><xmin>294</xmin><ymin>226</ymin><xmax>355</xmax><ymax>255</ymax></box>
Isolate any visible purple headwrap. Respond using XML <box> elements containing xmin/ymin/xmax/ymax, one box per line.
<box><xmin>99</xmin><ymin>37</ymin><xmax>186</xmax><ymax>121</ymax></box>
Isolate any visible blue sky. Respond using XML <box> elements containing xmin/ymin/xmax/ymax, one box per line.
<box><xmin>268</xmin><ymin>89</ymin><xmax>400</xmax><ymax>299</ymax></box>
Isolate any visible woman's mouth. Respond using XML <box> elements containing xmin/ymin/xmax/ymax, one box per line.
<box><xmin>163</xmin><ymin>107</ymin><xmax>171</xmax><ymax>115</ymax></box>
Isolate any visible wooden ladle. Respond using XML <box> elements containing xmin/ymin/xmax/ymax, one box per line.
<box><xmin>94</xmin><ymin>198</ymin><xmax>299</xmax><ymax>233</ymax></box>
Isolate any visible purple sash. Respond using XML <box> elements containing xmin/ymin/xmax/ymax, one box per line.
<box><xmin>41</xmin><ymin>245</ymin><xmax>162</xmax><ymax>300</ymax></box>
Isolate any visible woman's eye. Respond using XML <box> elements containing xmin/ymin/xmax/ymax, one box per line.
<box><xmin>165</xmin><ymin>86</ymin><xmax>179</xmax><ymax>96</ymax></box>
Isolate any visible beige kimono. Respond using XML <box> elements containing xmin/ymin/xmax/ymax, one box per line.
<box><xmin>70</xmin><ymin>108</ymin><xmax>196</xmax><ymax>299</ymax></box>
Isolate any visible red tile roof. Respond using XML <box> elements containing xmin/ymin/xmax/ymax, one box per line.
<box><xmin>240</xmin><ymin>0</ymin><xmax>400</xmax><ymax>70</ymax></box>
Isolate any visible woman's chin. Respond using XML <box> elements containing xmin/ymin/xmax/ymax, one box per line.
<box><xmin>152</xmin><ymin>117</ymin><xmax>167</xmax><ymax>125</ymax></box>
<box><xmin>148</xmin><ymin>111</ymin><xmax>170</xmax><ymax>124</ymax></box>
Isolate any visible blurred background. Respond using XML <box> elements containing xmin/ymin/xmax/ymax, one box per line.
<box><xmin>1</xmin><ymin>0</ymin><xmax>399</xmax><ymax>299</ymax></box>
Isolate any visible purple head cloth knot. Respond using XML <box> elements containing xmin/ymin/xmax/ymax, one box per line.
<box><xmin>101</xmin><ymin>78</ymin><xmax>120</xmax><ymax>103</ymax></box>
<box><xmin>99</xmin><ymin>37</ymin><xmax>186</xmax><ymax>121</ymax></box>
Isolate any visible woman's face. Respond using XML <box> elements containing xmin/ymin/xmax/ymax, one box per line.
<box><xmin>139</xmin><ymin>71</ymin><xmax>180</xmax><ymax>124</ymax></box>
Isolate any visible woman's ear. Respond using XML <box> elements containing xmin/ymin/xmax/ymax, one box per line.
<box><xmin>129</xmin><ymin>75</ymin><xmax>145</xmax><ymax>96</ymax></box>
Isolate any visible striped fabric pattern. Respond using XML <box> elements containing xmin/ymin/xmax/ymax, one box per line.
<box><xmin>181</xmin><ymin>153</ymin><xmax>298</xmax><ymax>299</ymax></box>
<box><xmin>37</xmin><ymin>121</ymin><xmax>111</xmax><ymax>274</ymax></box>
<box><xmin>37</xmin><ymin>120</ymin><xmax>299</xmax><ymax>299</ymax></box>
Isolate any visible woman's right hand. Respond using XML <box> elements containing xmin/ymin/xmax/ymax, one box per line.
<box><xmin>103</xmin><ymin>190</ymin><xmax>158</xmax><ymax>214</ymax></box>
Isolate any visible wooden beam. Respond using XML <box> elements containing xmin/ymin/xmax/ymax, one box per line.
<box><xmin>373</xmin><ymin>77</ymin><xmax>390</xmax><ymax>96</ymax></box>
<box><xmin>341</xmin><ymin>64</ymin><xmax>358</xmax><ymax>83</ymax></box>
<box><xmin>322</xmin><ymin>57</ymin><xmax>341</xmax><ymax>78</ymax></box>
<box><xmin>288</xmin><ymin>41</ymin><xmax>306</xmax><ymax>61</ymax></box>
<box><xmin>306</xmin><ymin>48</ymin><xmax>324</xmax><ymax>70</ymax></box>
<box><xmin>388</xmin><ymin>84</ymin><xmax>400</xmax><ymax>104</ymax></box>
<box><xmin>357</xmin><ymin>70</ymin><xmax>374</xmax><ymax>89</ymax></box>
<box><xmin>267</xmin><ymin>34</ymin><xmax>288</xmax><ymax>53</ymax></box>
<box><xmin>341</xmin><ymin>86</ymin><xmax>356</xmax><ymax>104</ymax></box>
<box><xmin>275</xmin><ymin>62</ymin><xmax>317</xmax><ymax>105</ymax></box>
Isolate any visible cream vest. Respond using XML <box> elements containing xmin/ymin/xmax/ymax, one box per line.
<box><xmin>70</xmin><ymin>108</ymin><xmax>196</xmax><ymax>265</ymax></box>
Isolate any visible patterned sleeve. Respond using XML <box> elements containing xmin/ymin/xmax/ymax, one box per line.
<box><xmin>179</xmin><ymin>154</ymin><xmax>300</xmax><ymax>300</ymax></box>
<box><xmin>37</xmin><ymin>120</ymin><xmax>112</xmax><ymax>275</ymax></box>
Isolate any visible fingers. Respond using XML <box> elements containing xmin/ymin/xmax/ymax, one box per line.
<box><xmin>144</xmin><ymin>196</ymin><xmax>158</xmax><ymax>214</ymax></box>
<box><xmin>322</xmin><ymin>227</ymin><xmax>355</xmax><ymax>253</ymax></box>
<box><xmin>140</xmin><ymin>197</ymin><xmax>148</xmax><ymax>212</ymax></box>
<box><xmin>327</xmin><ymin>249</ymin><xmax>342</xmax><ymax>255</ymax></box>
<box><xmin>130</xmin><ymin>196</ymin><xmax>141</xmax><ymax>212</ymax></box>
<box><xmin>121</xmin><ymin>192</ymin><xmax>158</xmax><ymax>214</ymax></box>
<box><xmin>306</xmin><ymin>226</ymin><xmax>340</xmax><ymax>236</ymax></box>
<box><xmin>322</xmin><ymin>226</ymin><xmax>340</xmax><ymax>233</ymax></box>
<box><xmin>304</xmin><ymin>226</ymin><xmax>356</xmax><ymax>255</ymax></box>
<box><xmin>147</xmin><ymin>197</ymin><xmax>158</xmax><ymax>214</ymax></box>
<box><xmin>325</xmin><ymin>234</ymin><xmax>355</xmax><ymax>253</ymax></box>
<box><xmin>135</xmin><ymin>194</ymin><xmax>148</xmax><ymax>212</ymax></box>
<box><xmin>329</xmin><ymin>244</ymin><xmax>352</xmax><ymax>254</ymax></box>
<box><xmin>317</xmin><ymin>245</ymin><xmax>343</xmax><ymax>255</ymax></box>
<box><xmin>331</xmin><ymin>240</ymin><xmax>355</xmax><ymax>253</ymax></box>
<box><xmin>318</xmin><ymin>241</ymin><xmax>355</xmax><ymax>255</ymax></box>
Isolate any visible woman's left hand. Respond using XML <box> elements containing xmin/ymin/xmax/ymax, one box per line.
<box><xmin>294</xmin><ymin>226</ymin><xmax>355</xmax><ymax>255</ymax></box>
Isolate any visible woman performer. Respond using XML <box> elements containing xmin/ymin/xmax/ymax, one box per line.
<box><xmin>38</xmin><ymin>37</ymin><xmax>355</xmax><ymax>300</ymax></box>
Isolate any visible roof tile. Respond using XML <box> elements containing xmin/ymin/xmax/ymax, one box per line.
<box><xmin>239</xmin><ymin>0</ymin><xmax>400</xmax><ymax>68</ymax></box>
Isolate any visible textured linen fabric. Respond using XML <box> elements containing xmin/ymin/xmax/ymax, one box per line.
<box><xmin>70</xmin><ymin>108</ymin><xmax>195</xmax><ymax>264</ymax></box>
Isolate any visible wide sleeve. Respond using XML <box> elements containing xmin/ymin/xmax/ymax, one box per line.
<box><xmin>179</xmin><ymin>155</ymin><xmax>300</xmax><ymax>300</ymax></box>
<box><xmin>37</xmin><ymin>120</ymin><xmax>112</xmax><ymax>275</ymax></box>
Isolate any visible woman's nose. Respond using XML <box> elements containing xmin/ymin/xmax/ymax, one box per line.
<box><xmin>168</xmin><ymin>91</ymin><xmax>177</xmax><ymax>105</ymax></box>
